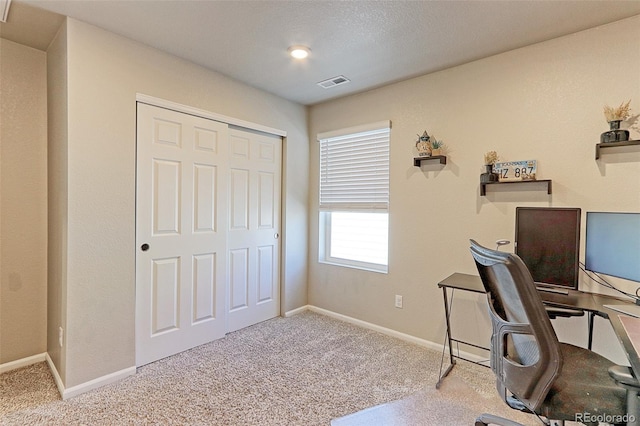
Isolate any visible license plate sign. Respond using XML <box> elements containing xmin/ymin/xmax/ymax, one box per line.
<box><xmin>493</xmin><ymin>160</ymin><xmax>537</xmax><ymax>182</ymax></box>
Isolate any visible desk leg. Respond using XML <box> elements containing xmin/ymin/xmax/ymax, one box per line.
<box><xmin>588</xmin><ymin>311</ymin><xmax>595</xmax><ymax>351</ymax></box>
<box><xmin>437</xmin><ymin>287</ymin><xmax>456</xmax><ymax>389</ymax></box>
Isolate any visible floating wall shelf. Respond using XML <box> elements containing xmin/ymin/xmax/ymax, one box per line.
<box><xmin>480</xmin><ymin>179</ymin><xmax>552</xmax><ymax>196</ymax></box>
<box><xmin>595</xmin><ymin>139</ymin><xmax>640</xmax><ymax>160</ymax></box>
<box><xmin>413</xmin><ymin>155</ymin><xmax>447</xmax><ymax>167</ymax></box>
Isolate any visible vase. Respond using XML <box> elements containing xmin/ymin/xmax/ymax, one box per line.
<box><xmin>480</xmin><ymin>164</ymin><xmax>499</xmax><ymax>183</ymax></box>
<box><xmin>601</xmin><ymin>120</ymin><xmax>629</xmax><ymax>143</ymax></box>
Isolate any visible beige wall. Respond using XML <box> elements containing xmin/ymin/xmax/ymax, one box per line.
<box><xmin>0</xmin><ymin>39</ymin><xmax>48</xmax><ymax>363</ymax></box>
<box><xmin>49</xmin><ymin>18</ymin><xmax>309</xmax><ymax>388</ymax></box>
<box><xmin>308</xmin><ymin>16</ymin><xmax>640</xmax><ymax>362</ymax></box>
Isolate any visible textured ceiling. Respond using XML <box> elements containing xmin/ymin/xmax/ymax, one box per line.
<box><xmin>4</xmin><ymin>1</ymin><xmax>640</xmax><ymax>105</ymax></box>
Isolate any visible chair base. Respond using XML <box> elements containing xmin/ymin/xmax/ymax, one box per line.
<box><xmin>475</xmin><ymin>413</ymin><xmax>525</xmax><ymax>426</ymax></box>
<box><xmin>609</xmin><ymin>365</ymin><xmax>640</xmax><ymax>426</ymax></box>
<box><xmin>476</xmin><ymin>413</ymin><xmax>570</xmax><ymax>426</ymax></box>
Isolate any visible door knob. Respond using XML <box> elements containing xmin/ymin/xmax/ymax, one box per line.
<box><xmin>141</xmin><ymin>243</ymin><xmax>150</xmax><ymax>251</ymax></box>
<box><xmin>274</xmin><ymin>233</ymin><xmax>279</xmax><ymax>239</ymax></box>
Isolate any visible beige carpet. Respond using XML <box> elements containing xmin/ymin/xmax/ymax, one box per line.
<box><xmin>332</xmin><ymin>371</ymin><xmax>539</xmax><ymax>426</ymax></box>
<box><xmin>1</xmin><ymin>311</ymin><xmax>542</xmax><ymax>425</ymax></box>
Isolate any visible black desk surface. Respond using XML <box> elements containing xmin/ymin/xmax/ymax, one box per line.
<box><xmin>438</xmin><ymin>272</ymin><xmax>485</xmax><ymax>293</ymax></box>
<box><xmin>438</xmin><ymin>272</ymin><xmax>640</xmax><ymax>379</ymax></box>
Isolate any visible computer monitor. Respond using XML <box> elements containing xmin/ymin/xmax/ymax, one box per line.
<box><xmin>585</xmin><ymin>212</ymin><xmax>640</xmax><ymax>283</ymax></box>
<box><xmin>515</xmin><ymin>207</ymin><xmax>581</xmax><ymax>290</ymax></box>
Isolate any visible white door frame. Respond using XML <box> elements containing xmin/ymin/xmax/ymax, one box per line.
<box><xmin>136</xmin><ymin>94</ymin><xmax>287</xmax><ymax>137</ymax></box>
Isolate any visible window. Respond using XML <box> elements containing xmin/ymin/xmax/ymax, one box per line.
<box><xmin>318</xmin><ymin>121</ymin><xmax>390</xmax><ymax>273</ymax></box>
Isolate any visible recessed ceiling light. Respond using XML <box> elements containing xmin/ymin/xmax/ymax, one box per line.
<box><xmin>288</xmin><ymin>45</ymin><xmax>310</xmax><ymax>59</ymax></box>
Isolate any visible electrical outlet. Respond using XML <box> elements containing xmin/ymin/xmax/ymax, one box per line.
<box><xmin>58</xmin><ymin>327</ymin><xmax>64</xmax><ymax>347</ymax></box>
<box><xmin>395</xmin><ymin>295</ymin><xmax>403</xmax><ymax>308</ymax></box>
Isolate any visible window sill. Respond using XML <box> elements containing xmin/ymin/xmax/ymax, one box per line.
<box><xmin>318</xmin><ymin>259</ymin><xmax>388</xmax><ymax>274</ymax></box>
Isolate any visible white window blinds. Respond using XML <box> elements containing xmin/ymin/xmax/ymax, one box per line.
<box><xmin>319</xmin><ymin>122</ymin><xmax>390</xmax><ymax>211</ymax></box>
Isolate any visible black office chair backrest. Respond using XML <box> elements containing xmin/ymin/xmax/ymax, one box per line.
<box><xmin>469</xmin><ymin>239</ymin><xmax>562</xmax><ymax>412</ymax></box>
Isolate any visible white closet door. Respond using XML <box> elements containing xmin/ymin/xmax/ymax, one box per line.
<box><xmin>136</xmin><ymin>103</ymin><xmax>228</xmax><ymax>366</ymax></box>
<box><xmin>227</xmin><ymin>128</ymin><xmax>282</xmax><ymax>332</ymax></box>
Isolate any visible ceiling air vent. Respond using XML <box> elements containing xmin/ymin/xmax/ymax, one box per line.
<box><xmin>317</xmin><ymin>75</ymin><xmax>351</xmax><ymax>89</ymax></box>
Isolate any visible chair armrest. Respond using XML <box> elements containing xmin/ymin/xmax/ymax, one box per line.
<box><xmin>544</xmin><ymin>306</ymin><xmax>584</xmax><ymax>319</ymax></box>
<box><xmin>609</xmin><ymin>365</ymin><xmax>640</xmax><ymax>388</ymax></box>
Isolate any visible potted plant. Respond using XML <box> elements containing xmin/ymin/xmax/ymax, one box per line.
<box><xmin>481</xmin><ymin>151</ymin><xmax>499</xmax><ymax>183</ymax></box>
<box><xmin>602</xmin><ymin>100</ymin><xmax>632</xmax><ymax>143</ymax></box>
<box><xmin>430</xmin><ymin>139</ymin><xmax>445</xmax><ymax>156</ymax></box>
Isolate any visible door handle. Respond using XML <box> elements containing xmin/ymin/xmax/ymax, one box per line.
<box><xmin>141</xmin><ymin>243</ymin><xmax>150</xmax><ymax>251</ymax></box>
<box><xmin>274</xmin><ymin>233</ymin><xmax>279</xmax><ymax>239</ymax></box>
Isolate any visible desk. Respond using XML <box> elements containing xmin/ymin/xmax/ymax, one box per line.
<box><xmin>437</xmin><ymin>273</ymin><xmax>490</xmax><ymax>388</ymax></box>
<box><xmin>437</xmin><ymin>272</ymin><xmax>639</xmax><ymax>388</ymax></box>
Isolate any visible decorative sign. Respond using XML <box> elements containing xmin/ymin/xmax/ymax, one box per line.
<box><xmin>493</xmin><ymin>160</ymin><xmax>537</xmax><ymax>182</ymax></box>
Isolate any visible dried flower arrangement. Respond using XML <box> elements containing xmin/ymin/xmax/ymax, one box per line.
<box><xmin>484</xmin><ymin>150</ymin><xmax>499</xmax><ymax>165</ymax></box>
<box><xmin>603</xmin><ymin>100</ymin><xmax>632</xmax><ymax>122</ymax></box>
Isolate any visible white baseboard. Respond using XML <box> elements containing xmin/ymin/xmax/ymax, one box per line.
<box><xmin>63</xmin><ymin>366</ymin><xmax>136</xmax><ymax>400</ymax></box>
<box><xmin>45</xmin><ymin>353</ymin><xmax>65</xmax><ymax>398</ymax></box>
<box><xmin>284</xmin><ymin>304</ymin><xmax>310</xmax><ymax>317</ymax></box>
<box><xmin>45</xmin><ymin>353</ymin><xmax>136</xmax><ymax>400</ymax></box>
<box><xmin>307</xmin><ymin>305</ymin><xmax>487</xmax><ymax>364</ymax></box>
<box><xmin>0</xmin><ymin>352</ymin><xmax>47</xmax><ymax>374</ymax></box>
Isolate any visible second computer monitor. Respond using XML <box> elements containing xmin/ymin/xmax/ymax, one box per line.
<box><xmin>515</xmin><ymin>207</ymin><xmax>581</xmax><ymax>290</ymax></box>
<box><xmin>585</xmin><ymin>212</ymin><xmax>640</xmax><ymax>283</ymax></box>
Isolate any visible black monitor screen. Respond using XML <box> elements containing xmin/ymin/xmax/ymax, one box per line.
<box><xmin>515</xmin><ymin>207</ymin><xmax>581</xmax><ymax>289</ymax></box>
<box><xmin>585</xmin><ymin>212</ymin><xmax>640</xmax><ymax>283</ymax></box>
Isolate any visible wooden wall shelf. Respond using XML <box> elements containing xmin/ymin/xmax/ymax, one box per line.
<box><xmin>480</xmin><ymin>179</ymin><xmax>552</xmax><ymax>196</ymax></box>
<box><xmin>595</xmin><ymin>139</ymin><xmax>640</xmax><ymax>159</ymax></box>
<box><xmin>414</xmin><ymin>155</ymin><xmax>447</xmax><ymax>166</ymax></box>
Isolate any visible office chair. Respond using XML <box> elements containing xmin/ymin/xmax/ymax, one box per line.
<box><xmin>469</xmin><ymin>239</ymin><xmax>638</xmax><ymax>426</ymax></box>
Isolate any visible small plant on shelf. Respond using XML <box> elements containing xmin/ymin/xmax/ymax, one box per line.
<box><xmin>430</xmin><ymin>139</ymin><xmax>446</xmax><ymax>156</ymax></box>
